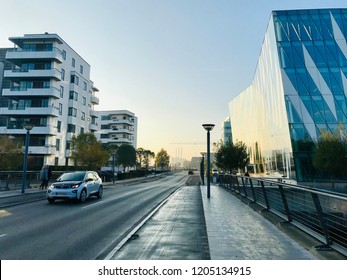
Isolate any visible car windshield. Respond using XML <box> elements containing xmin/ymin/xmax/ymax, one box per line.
<box><xmin>57</xmin><ymin>172</ymin><xmax>86</xmax><ymax>182</ymax></box>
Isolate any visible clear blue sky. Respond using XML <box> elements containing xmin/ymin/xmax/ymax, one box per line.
<box><xmin>1</xmin><ymin>0</ymin><xmax>347</xmax><ymax>160</ymax></box>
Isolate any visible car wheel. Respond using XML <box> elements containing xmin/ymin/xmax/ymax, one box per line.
<box><xmin>97</xmin><ymin>186</ymin><xmax>103</xmax><ymax>198</ymax></box>
<box><xmin>48</xmin><ymin>198</ymin><xmax>55</xmax><ymax>204</ymax></box>
<box><xmin>80</xmin><ymin>189</ymin><xmax>87</xmax><ymax>203</ymax></box>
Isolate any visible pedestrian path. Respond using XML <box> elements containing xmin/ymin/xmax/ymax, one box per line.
<box><xmin>201</xmin><ymin>184</ymin><xmax>317</xmax><ymax>260</ymax></box>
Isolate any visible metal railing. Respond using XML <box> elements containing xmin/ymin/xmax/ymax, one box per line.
<box><xmin>219</xmin><ymin>174</ymin><xmax>347</xmax><ymax>257</ymax></box>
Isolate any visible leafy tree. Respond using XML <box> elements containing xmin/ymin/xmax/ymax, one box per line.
<box><xmin>143</xmin><ymin>149</ymin><xmax>155</xmax><ymax>169</ymax></box>
<box><xmin>71</xmin><ymin>133</ymin><xmax>110</xmax><ymax>170</ymax></box>
<box><xmin>117</xmin><ymin>144</ymin><xmax>136</xmax><ymax>171</ymax></box>
<box><xmin>155</xmin><ymin>148</ymin><xmax>170</xmax><ymax>170</ymax></box>
<box><xmin>136</xmin><ymin>147</ymin><xmax>145</xmax><ymax>169</ymax></box>
<box><xmin>0</xmin><ymin>136</ymin><xmax>23</xmax><ymax>170</ymax></box>
<box><xmin>312</xmin><ymin>128</ymin><xmax>347</xmax><ymax>178</ymax></box>
<box><xmin>214</xmin><ymin>139</ymin><xmax>249</xmax><ymax>173</ymax></box>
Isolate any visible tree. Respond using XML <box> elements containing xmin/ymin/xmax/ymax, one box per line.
<box><xmin>71</xmin><ymin>133</ymin><xmax>110</xmax><ymax>170</ymax></box>
<box><xmin>214</xmin><ymin>139</ymin><xmax>249</xmax><ymax>173</ymax></box>
<box><xmin>117</xmin><ymin>144</ymin><xmax>136</xmax><ymax>171</ymax></box>
<box><xmin>143</xmin><ymin>149</ymin><xmax>155</xmax><ymax>170</ymax></box>
<box><xmin>312</xmin><ymin>128</ymin><xmax>347</xmax><ymax>178</ymax></box>
<box><xmin>155</xmin><ymin>148</ymin><xmax>170</xmax><ymax>170</ymax></box>
<box><xmin>0</xmin><ymin>136</ymin><xmax>23</xmax><ymax>170</ymax></box>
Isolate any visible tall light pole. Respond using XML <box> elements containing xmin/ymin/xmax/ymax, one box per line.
<box><xmin>112</xmin><ymin>152</ymin><xmax>116</xmax><ymax>183</ymax></box>
<box><xmin>22</xmin><ymin>124</ymin><xmax>33</xmax><ymax>193</ymax></box>
<box><xmin>202</xmin><ymin>124</ymin><xmax>215</xmax><ymax>198</ymax></box>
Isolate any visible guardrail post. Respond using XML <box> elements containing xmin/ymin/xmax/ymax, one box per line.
<box><xmin>249</xmin><ymin>179</ymin><xmax>256</xmax><ymax>202</ymax></box>
<box><xmin>311</xmin><ymin>193</ymin><xmax>331</xmax><ymax>246</ymax></box>
<box><xmin>278</xmin><ymin>185</ymin><xmax>292</xmax><ymax>222</ymax></box>
<box><xmin>241</xmin><ymin>177</ymin><xmax>248</xmax><ymax>198</ymax></box>
<box><xmin>260</xmin><ymin>181</ymin><xmax>270</xmax><ymax>209</ymax></box>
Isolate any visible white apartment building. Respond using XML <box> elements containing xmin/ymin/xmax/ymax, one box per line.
<box><xmin>98</xmin><ymin>110</ymin><xmax>137</xmax><ymax>148</ymax></box>
<box><xmin>0</xmin><ymin>33</ymin><xmax>100</xmax><ymax>168</ymax></box>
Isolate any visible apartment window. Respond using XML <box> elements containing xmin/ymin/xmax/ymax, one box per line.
<box><xmin>57</xmin><ymin>121</ymin><xmax>61</xmax><ymax>132</ymax></box>
<box><xmin>66</xmin><ymin>141</ymin><xmax>71</xmax><ymax>150</ymax></box>
<box><xmin>67</xmin><ymin>124</ymin><xmax>76</xmax><ymax>133</ymax></box>
<box><xmin>83</xmin><ymin>82</ymin><xmax>87</xmax><ymax>91</ymax></box>
<box><xmin>60</xmin><ymin>86</ymin><xmax>64</xmax><ymax>98</ymax></box>
<box><xmin>70</xmin><ymin>74</ymin><xmax>79</xmax><ymax>85</ymax></box>
<box><xmin>72</xmin><ymin>58</ymin><xmax>75</xmax><ymax>67</ymax></box>
<box><xmin>81</xmin><ymin>112</ymin><xmax>85</xmax><ymax>120</ymax></box>
<box><xmin>58</xmin><ymin>103</ymin><xmax>62</xmax><ymax>115</ymax></box>
<box><xmin>61</xmin><ymin>69</ymin><xmax>65</xmax><ymax>81</ymax></box>
<box><xmin>62</xmin><ymin>50</ymin><xmax>66</xmax><ymax>60</ymax></box>
<box><xmin>101</xmin><ymin>115</ymin><xmax>111</xmax><ymax>120</ymax></box>
<box><xmin>80</xmin><ymin>127</ymin><xmax>84</xmax><ymax>134</ymax></box>
<box><xmin>56</xmin><ymin>139</ymin><xmax>60</xmax><ymax>151</ymax></box>
<box><xmin>100</xmin><ymin>134</ymin><xmax>109</xmax><ymax>139</ymax></box>
<box><xmin>69</xmin><ymin>91</ymin><xmax>78</xmax><ymax>101</ymax></box>
<box><xmin>68</xmin><ymin>107</ymin><xmax>77</xmax><ymax>117</ymax></box>
<box><xmin>80</xmin><ymin>65</ymin><xmax>83</xmax><ymax>74</ymax></box>
<box><xmin>82</xmin><ymin>97</ymin><xmax>86</xmax><ymax>105</ymax></box>
<box><xmin>101</xmin><ymin>125</ymin><xmax>110</xmax><ymax>129</ymax></box>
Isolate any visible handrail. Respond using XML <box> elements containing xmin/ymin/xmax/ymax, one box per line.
<box><xmin>219</xmin><ymin>174</ymin><xmax>347</xmax><ymax>257</ymax></box>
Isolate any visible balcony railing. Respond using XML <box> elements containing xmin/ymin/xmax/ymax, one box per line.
<box><xmin>2</xmin><ymin>87</ymin><xmax>61</xmax><ymax>99</ymax></box>
<box><xmin>90</xmin><ymin>95</ymin><xmax>99</xmax><ymax>105</ymax></box>
<box><xmin>6</xmin><ymin>47</ymin><xmax>63</xmax><ymax>63</ymax></box>
<box><xmin>4</xmin><ymin>68</ymin><xmax>62</xmax><ymax>80</ymax></box>
<box><xmin>0</xmin><ymin>106</ymin><xmax>59</xmax><ymax>116</ymax></box>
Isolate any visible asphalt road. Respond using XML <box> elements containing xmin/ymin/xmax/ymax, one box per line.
<box><xmin>0</xmin><ymin>173</ymin><xmax>187</xmax><ymax>260</ymax></box>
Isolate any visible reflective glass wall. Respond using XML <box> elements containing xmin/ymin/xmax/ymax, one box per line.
<box><xmin>229</xmin><ymin>9</ymin><xmax>347</xmax><ymax>181</ymax></box>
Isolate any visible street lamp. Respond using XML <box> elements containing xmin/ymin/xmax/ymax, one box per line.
<box><xmin>202</xmin><ymin>123</ymin><xmax>215</xmax><ymax>198</ymax></box>
<box><xmin>112</xmin><ymin>153</ymin><xmax>116</xmax><ymax>183</ymax></box>
<box><xmin>22</xmin><ymin>123</ymin><xmax>33</xmax><ymax>193</ymax></box>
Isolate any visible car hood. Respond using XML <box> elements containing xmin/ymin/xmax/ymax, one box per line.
<box><xmin>51</xmin><ymin>180</ymin><xmax>83</xmax><ymax>188</ymax></box>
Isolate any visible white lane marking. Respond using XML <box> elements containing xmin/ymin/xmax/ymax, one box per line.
<box><xmin>104</xmin><ymin>186</ymin><xmax>182</xmax><ymax>260</ymax></box>
<box><xmin>0</xmin><ymin>234</ymin><xmax>7</xmax><ymax>238</ymax></box>
<box><xmin>81</xmin><ymin>200</ymin><xmax>107</xmax><ymax>209</ymax></box>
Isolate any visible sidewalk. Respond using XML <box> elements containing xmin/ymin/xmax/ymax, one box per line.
<box><xmin>109</xmin><ymin>183</ymin><xmax>320</xmax><ymax>260</ymax></box>
<box><xmin>201</xmin><ymin>184</ymin><xmax>317</xmax><ymax>260</ymax></box>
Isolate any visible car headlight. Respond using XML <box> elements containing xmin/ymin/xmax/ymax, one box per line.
<box><xmin>71</xmin><ymin>184</ymin><xmax>80</xmax><ymax>189</ymax></box>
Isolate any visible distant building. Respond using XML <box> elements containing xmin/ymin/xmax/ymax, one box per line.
<box><xmin>221</xmin><ymin>116</ymin><xmax>232</xmax><ymax>143</ymax></box>
<box><xmin>229</xmin><ymin>9</ymin><xmax>347</xmax><ymax>181</ymax></box>
<box><xmin>0</xmin><ymin>33</ymin><xmax>100</xmax><ymax>168</ymax></box>
<box><xmin>97</xmin><ymin>110</ymin><xmax>137</xmax><ymax>149</ymax></box>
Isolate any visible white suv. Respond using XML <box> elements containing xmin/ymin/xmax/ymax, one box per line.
<box><xmin>47</xmin><ymin>171</ymin><xmax>103</xmax><ymax>203</ymax></box>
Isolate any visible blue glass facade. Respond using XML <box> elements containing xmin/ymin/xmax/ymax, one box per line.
<box><xmin>229</xmin><ymin>9</ymin><xmax>347</xmax><ymax>181</ymax></box>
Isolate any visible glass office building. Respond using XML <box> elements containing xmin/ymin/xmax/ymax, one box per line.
<box><xmin>229</xmin><ymin>9</ymin><xmax>347</xmax><ymax>181</ymax></box>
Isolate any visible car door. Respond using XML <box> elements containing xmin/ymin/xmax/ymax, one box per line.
<box><xmin>85</xmin><ymin>172</ymin><xmax>96</xmax><ymax>195</ymax></box>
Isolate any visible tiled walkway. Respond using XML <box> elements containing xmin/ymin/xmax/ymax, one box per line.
<box><xmin>201</xmin><ymin>184</ymin><xmax>317</xmax><ymax>260</ymax></box>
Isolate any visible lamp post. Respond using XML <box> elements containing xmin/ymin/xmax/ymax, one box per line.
<box><xmin>22</xmin><ymin>124</ymin><xmax>33</xmax><ymax>193</ymax></box>
<box><xmin>200</xmin><ymin>152</ymin><xmax>205</xmax><ymax>185</ymax></box>
<box><xmin>112</xmin><ymin>153</ymin><xmax>116</xmax><ymax>183</ymax></box>
<box><xmin>202</xmin><ymin>123</ymin><xmax>215</xmax><ymax>199</ymax></box>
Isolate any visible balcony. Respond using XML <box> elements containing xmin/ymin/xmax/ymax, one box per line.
<box><xmin>4</xmin><ymin>68</ymin><xmax>61</xmax><ymax>80</ymax></box>
<box><xmin>89</xmin><ymin>123</ymin><xmax>98</xmax><ymax>131</ymax></box>
<box><xmin>90</xmin><ymin>109</ymin><xmax>98</xmax><ymax>117</ymax></box>
<box><xmin>90</xmin><ymin>95</ymin><xmax>99</xmax><ymax>105</ymax></box>
<box><xmin>0</xmin><ymin>106</ymin><xmax>59</xmax><ymax>117</ymax></box>
<box><xmin>6</xmin><ymin>48</ymin><xmax>63</xmax><ymax>63</ymax></box>
<box><xmin>2</xmin><ymin>87</ymin><xmax>61</xmax><ymax>99</ymax></box>
<box><xmin>27</xmin><ymin>145</ymin><xmax>56</xmax><ymax>155</ymax></box>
